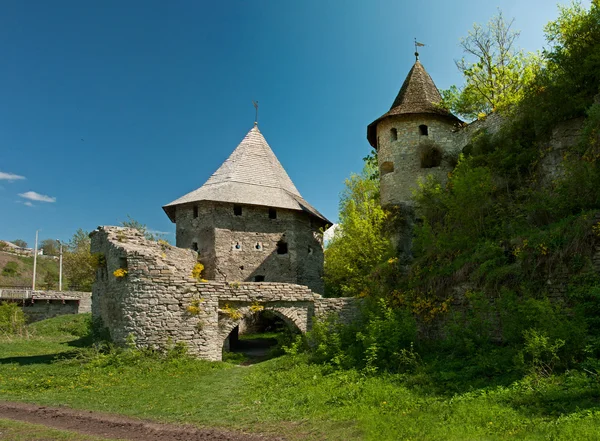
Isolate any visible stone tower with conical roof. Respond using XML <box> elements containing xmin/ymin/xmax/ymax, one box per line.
<box><xmin>367</xmin><ymin>59</ymin><xmax>462</xmax><ymax>208</ymax></box>
<box><xmin>163</xmin><ymin>124</ymin><xmax>330</xmax><ymax>294</ymax></box>
<box><xmin>367</xmin><ymin>58</ymin><xmax>462</xmax><ymax>256</ymax></box>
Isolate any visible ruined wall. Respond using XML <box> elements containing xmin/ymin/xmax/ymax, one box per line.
<box><xmin>91</xmin><ymin>226</ymin><xmax>358</xmax><ymax>361</ymax></box>
<box><xmin>174</xmin><ymin>201</ymin><xmax>325</xmax><ymax>293</ymax></box>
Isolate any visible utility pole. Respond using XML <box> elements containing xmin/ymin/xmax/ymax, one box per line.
<box><xmin>56</xmin><ymin>239</ymin><xmax>63</xmax><ymax>291</ymax></box>
<box><xmin>32</xmin><ymin>230</ymin><xmax>39</xmax><ymax>291</ymax></box>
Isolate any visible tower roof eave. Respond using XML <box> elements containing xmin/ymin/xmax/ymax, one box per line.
<box><xmin>367</xmin><ymin>110</ymin><xmax>462</xmax><ymax>148</ymax></box>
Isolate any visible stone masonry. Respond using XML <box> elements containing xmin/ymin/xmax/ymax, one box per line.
<box><xmin>173</xmin><ymin>201</ymin><xmax>325</xmax><ymax>293</ymax></box>
<box><xmin>90</xmin><ymin>226</ymin><xmax>358</xmax><ymax>361</ymax></box>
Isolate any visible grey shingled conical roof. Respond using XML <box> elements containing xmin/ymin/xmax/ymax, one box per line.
<box><xmin>367</xmin><ymin>60</ymin><xmax>461</xmax><ymax>147</ymax></box>
<box><xmin>163</xmin><ymin>125</ymin><xmax>330</xmax><ymax>224</ymax></box>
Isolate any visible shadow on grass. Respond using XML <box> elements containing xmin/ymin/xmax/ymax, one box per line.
<box><xmin>225</xmin><ymin>335</ymin><xmax>282</xmax><ymax>365</ymax></box>
<box><xmin>0</xmin><ymin>350</ymin><xmax>79</xmax><ymax>366</ymax></box>
<box><xmin>397</xmin><ymin>347</ymin><xmax>600</xmax><ymax>419</ymax></box>
<box><xmin>66</xmin><ymin>334</ymin><xmax>95</xmax><ymax>348</ymax></box>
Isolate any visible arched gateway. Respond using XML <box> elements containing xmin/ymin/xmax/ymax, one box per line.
<box><xmin>91</xmin><ymin>227</ymin><xmax>359</xmax><ymax>361</ymax></box>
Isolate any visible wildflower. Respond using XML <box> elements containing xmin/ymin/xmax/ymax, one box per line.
<box><xmin>191</xmin><ymin>263</ymin><xmax>205</xmax><ymax>281</ymax></box>
<box><xmin>113</xmin><ymin>268</ymin><xmax>128</xmax><ymax>278</ymax></box>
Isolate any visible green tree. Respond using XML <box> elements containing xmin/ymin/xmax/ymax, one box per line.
<box><xmin>442</xmin><ymin>10</ymin><xmax>541</xmax><ymax>120</ymax></box>
<box><xmin>324</xmin><ymin>160</ymin><xmax>392</xmax><ymax>297</ymax></box>
<box><xmin>63</xmin><ymin>229</ymin><xmax>95</xmax><ymax>291</ymax></box>
<box><xmin>40</xmin><ymin>239</ymin><xmax>59</xmax><ymax>256</ymax></box>
<box><xmin>536</xmin><ymin>0</ymin><xmax>600</xmax><ymax>120</ymax></box>
<box><xmin>12</xmin><ymin>239</ymin><xmax>27</xmax><ymax>248</ymax></box>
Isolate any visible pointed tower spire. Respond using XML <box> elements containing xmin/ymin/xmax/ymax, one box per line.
<box><xmin>367</xmin><ymin>59</ymin><xmax>461</xmax><ymax>148</ymax></box>
<box><xmin>163</xmin><ymin>125</ymin><xmax>329</xmax><ymax>224</ymax></box>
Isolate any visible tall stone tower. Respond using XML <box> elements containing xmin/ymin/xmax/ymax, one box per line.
<box><xmin>163</xmin><ymin>124</ymin><xmax>330</xmax><ymax>294</ymax></box>
<box><xmin>367</xmin><ymin>57</ymin><xmax>462</xmax><ymax>255</ymax></box>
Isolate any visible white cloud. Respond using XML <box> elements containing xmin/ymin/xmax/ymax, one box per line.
<box><xmin>24</xmin><ymin>201</ymin><xmax>33</xmax><ymax>207</ymax></box>
<box><xmin>18</xmin><ymin>191</ymin><xmax>56</xmax><ymax>203</ymax></box>
<box><xmin>0</xmin><ymin>171</ymin><xmax>26</xmax><ymax>181</ymax></box>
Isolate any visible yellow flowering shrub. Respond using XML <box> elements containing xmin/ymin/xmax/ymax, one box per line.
<box><xmin>191</xmin><ymin>263</ymin><xmax>205</xmax><ymax>281</ymax></box>
<box><xmin>249</xmin><ymin>302</ymin><xmax>264</xmax><ymax>313</ymax></box>
<box><xmin>222</xmin><ymin>304</ymin><xmax>242</xmax><ymax>320</ymax></box>
<box><xmin>113</xmin><ymin>268</ymin><xmax>128</xmax><ymax>278</ymax></box>
<box><xmin>186</xmin><ymin>298</ymin><xmax>205</xmax><ymax>316</ymax></box>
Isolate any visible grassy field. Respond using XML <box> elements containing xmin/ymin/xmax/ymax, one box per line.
<box><xmin>1</xmin><ymin>314</ymin><xmax>600</xmax><ymax>440</ymax></box>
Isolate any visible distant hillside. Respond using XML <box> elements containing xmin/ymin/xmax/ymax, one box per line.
<box><xmin>0</xmin><ymin>251</ymin><xmax>59</xmax><ymax>289</ymax></box>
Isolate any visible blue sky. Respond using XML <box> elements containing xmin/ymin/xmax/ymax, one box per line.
<box><xmin>0</xmin><ymin>0</ymin><xmax>586</xmax><ymax>247</ymax></box>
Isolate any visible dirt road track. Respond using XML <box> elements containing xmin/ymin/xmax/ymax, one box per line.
<box><xmin>0</xmin><ymin>402</ymin><xmax>285</xmax><ymax>441</ymax></box>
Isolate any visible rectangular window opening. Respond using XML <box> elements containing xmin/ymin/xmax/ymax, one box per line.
<box><xmin>254</xmin><ymin>275</ymin><xmax>265</xmax><ymax>282</ymax></box>
<box><xmin>276</xmin><ymin>240</ymin><xmax>288</xmax><ymax>255</ymax></box>
<box><xmin>233</xmin><ymin>205</ymin><xmax>242</xmax><ymax>216</ymax></box>
<box><xmin>191</xmin><ymin>242</ymin><xmax>198</xmax><ymax>251</ymax></box>
<box><xmin>193</xmin><ymin>206</ymin><xmax>198</xmax><ymax>218</ymax></box>
<box><xmin>269</xmin><ymin>208</ymin><xmax>277</xmax><ymax>219</ymax></box>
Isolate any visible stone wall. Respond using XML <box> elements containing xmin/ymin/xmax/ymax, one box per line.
<box><xmin>377</xmin><ymin>112</ymin><xmax>508</xmax><ymax>208</ymax></box>
<box><xmin>538</xmin><ymin>117</ymin><xmax>586</xmax><ymax>188</ymax></box>
<box><xmin>174</xmin><ymin>201</ymin><xmax>325</xmax><ymax>294</ymax></box>
<box><xmin>377</xmin><ymin>114</ymin><xmax>460</xmax><ymax>207</ymax></box>
<box><xmin>90</xmin><ymin>226</ymin><xmax>359</xmax><ymax>361</ymax></box>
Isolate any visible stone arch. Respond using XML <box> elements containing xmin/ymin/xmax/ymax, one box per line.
<box><xmin>217</xmin><ymin>303</ymin><xmax>306</xmax><ymax>355</ymax></box>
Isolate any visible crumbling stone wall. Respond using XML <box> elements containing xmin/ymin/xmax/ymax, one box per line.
<box><xmin>90</xmin><ymin>226</ymin><xmax>358</xmax><ymax>361</ymax></box>
<box><xmin>174</xmin><ymin>201</ymin><xmax>325</xmax><ymax>293</ymax></box>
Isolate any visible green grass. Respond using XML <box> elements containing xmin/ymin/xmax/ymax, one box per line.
<box><xmin>2</xmin><ymin>314</ymin><xmax>600</xmax><ymax>440</ymax></box>
<box><xmin>238</xmin><ymin>331</ymin><xmax>280</xmax><ymax>341</ymax></box>
<box><xmin>0</xmin><ymin>419</ymin><xmax>119</xmax><ymax>440</ymax></box>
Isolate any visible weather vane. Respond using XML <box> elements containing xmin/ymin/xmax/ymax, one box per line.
<box><xmin>414</xmin><ymin>38</ymin><xmax>425</xmax><ymax>60</ymax></box>
<box><xmin>252</xmin><ymin>100</ymin><xmax>259</xmax><ymax>125</ymax></box>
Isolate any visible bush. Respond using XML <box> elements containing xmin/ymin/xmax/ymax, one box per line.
<box><xmin>307</xmin><ymin>299</ymin><xmax>417</xmax><ymax>374</ymax></box>
<box><xmin>1</xmin><ymin>261</ymin><xmax>20</xmax><ymax>277</ymax></box>
<box><xmin>0</xmin><ymin>302</ymin><xmax>26</xmax><ymax>336</ymax></box>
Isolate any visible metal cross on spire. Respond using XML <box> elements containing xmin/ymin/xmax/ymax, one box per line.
<box><xmin>414</xmin><ymin>38</ymin><xmax>425</xmax><ymax>61</ymax></box>
<box><xmin>252</xmin><ymin>100</ymin><xmax>259</xmax><ymax>125</ymax></box>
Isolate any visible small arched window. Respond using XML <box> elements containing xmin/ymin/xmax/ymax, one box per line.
<box><xmin>390</xmin><ymin>128</ymin><xmax>398</xmax><ymax>141</ymax></box>
<box><xmin>419</xmin><ymin>125</ymin><xmax>429</xmax><ymax>136</ymax></box>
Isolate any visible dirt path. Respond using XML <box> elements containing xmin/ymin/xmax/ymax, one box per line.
<box><xmin>0</xmin><ymin>401</ymin><xmax>285</xmax><ymax>441</ymax></box>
